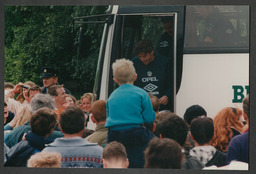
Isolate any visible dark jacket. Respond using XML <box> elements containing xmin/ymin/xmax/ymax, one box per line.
<box><xmin>182</xmin><ymin>151</ymin><xmax>205</xmax><ymax>169</ymax></box>
<box><xmin>206</xmin><ymin>150</ymin><xmax>226</xmax><ymax>167</ymax></box>
<box><xmin>4</xmin><ymin>132</ymin><xmax>53</xmax><ymax>167</ymax></box>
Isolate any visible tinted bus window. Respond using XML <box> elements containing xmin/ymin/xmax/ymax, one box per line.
<box><xmin>184</xmin><ymin>5</ymin><xmax>249</xmax><ymax>52</ymax></box>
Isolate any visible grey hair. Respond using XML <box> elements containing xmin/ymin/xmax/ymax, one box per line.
<box><xmin>30</xmin><ymin>94</ymin><xmax>55</xmax><ymax>114</ymax></box>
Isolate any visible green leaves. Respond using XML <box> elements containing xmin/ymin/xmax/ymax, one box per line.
<box><xmin>5</xmin><ymin>6</ymin><xmax>108</xmax><ymax>98</ymax></box>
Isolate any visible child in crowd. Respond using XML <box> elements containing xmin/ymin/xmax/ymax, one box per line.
<box><xmin>27</xmin><ymin>152</ymin><xmax>62</xmax><ymax>168</ymax></box>
<box><xmin>144</xmin><ymin>138</ymin><xmax>182</xmax><ymax>169</ymax></box>
<box><xmin>105</xmin><ymin>58</ymin><xmax>155</xmax><ymax>168</ymax></box>
<box><xmin>102</xmin><ymin>141</ymin><xmax>129</xmax><ymax>168</ymax></box>
<box><xmin>190</xmin><ymin>117</ymin><xmax>226</xmax><ymax>167</ymax></box>
<box><xmin>86</xmin><ymin>100</ymin><xmax>108</xmax><ymax>147</ymax></box>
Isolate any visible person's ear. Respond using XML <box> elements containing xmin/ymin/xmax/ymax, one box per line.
<box><xmin>134</xmin><ymin>74</ymin><xmax>137</xmax><ymax>82</ymax></box>
<box><xmin>151</xmin><ymin>50</ymin><xmax>154</xmax><ymax>56</ymax></box>
<box><xmin>152</xmin><ymin>122</ymin><xmax>156</xmax><ymax>133</ymax></box>
<box><xmin>103</xmin><ymin>159</ymin><xmax>107</xmax><ymax>168</ymax></box>
<box><xmin>125</xmin><ymin>158</ymin><xmax>129</xmax><ymax>168</ymax></box>
<box><xmin>113</xmin><ymin>78</ymin><xmax>119</xmax><ymax>85</ymax></box>
<box><xmin>91</xmin><ymin>115</ymin><xmax>96</xmax><ymax>123</ymax></box>
<box><xmin>54</xmin><ymin>77</ymin><xmax>58</xmax><ymax>84</ymax></box>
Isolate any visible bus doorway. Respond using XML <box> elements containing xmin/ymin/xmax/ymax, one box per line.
<box><xmin>108</xmin><ymin>12</ymin><xmax>184</xmax><ymax>112</ymax></box>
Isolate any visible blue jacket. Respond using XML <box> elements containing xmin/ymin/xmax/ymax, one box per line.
<box><xmin>105</xmin><ymin>84</ymin><xmax>155</xmax><ymax>129</ymax></box>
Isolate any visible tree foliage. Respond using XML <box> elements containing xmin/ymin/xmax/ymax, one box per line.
<box><xmin>5</xmin><ymin>6</ymin><xmax>108</xmax><ymax>98</ymax></box>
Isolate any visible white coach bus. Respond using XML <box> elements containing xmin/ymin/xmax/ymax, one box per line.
<box><xmin>73</xmin><ymin>5</ymin><xmax>249</xmax><ymax>120</ymax></box>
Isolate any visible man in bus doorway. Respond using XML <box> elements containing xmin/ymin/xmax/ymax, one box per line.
<box><xmin>155</xmin><ymin>16</ymin><xmax>174</xmax><ymax>59</ymax></box>
<box><xmin>132</xmin><ymin>39</ymin><xmax>173</xmax><ymax>111</ymax></box>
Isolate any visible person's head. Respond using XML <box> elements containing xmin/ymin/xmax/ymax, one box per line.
<box><xmin>30</xmin><ymin>94</ymin><xmax>55</xmax><ymax>114</ymax></box>
<box><xmin>4</xmin><ymin>102</ymin><xmax>8</xmax><ymax>119</ymax></box>
<box><xmin>211</xmin><ymin>107</ymin><xmax>244</xmax><ymax>152</ymax></box>
<box><xmin>133</xmin><ymin>39</ymin><xmax>154</xmax><ymax>65</ymax></box>
<box><xmin>157</xmin><ymin>113</ymin><xmax>189</xmax><ymax>147</ymax></box>
<box><xmin>102</xmin><ymin>141</ymin><xmax>129</xmax><ymax>168</ymax></box>
<box><xmin>112</xmin><ymin>58</ymin><xmax>137</xmax><ymax>85</ymax></box>
<box><xmin>144</xmin><ymin>138</ymin><xmax>182</xmax><ymax>169</ymax></box>
<box><xmin>48</xmin><ymin>85</ymin><xmax>67</xmax><ymax>107</ymax></box>
<box><xmin>64</xmin><ymin>94</ymin><xmax>77</xmax><ymax>107</ymax></box>
<box><xmin>161</xmin><ymin>16</ymin><xmax>174</xmax><ymax>36</ymax></box>
<box><xmin>148</xmin><ymin>93</ymin><xmax>160</xmax><ymax>113</ymax></box>
<box><xmin>27</xmin><ymin>85</ymin><xmax>42</xmax><ymax>103</ymax></box>
<box><xmin>80</xmin><ymin>93</ymin><xmax>96</xmax><ymax>113</ymax></box>
<box><xmin>59</xmin><ymin>106</ymin><xmax>85</xmax><ymax>135</ymax></box>
<box><xmin>4</xmin><ymin>82</ymin><xmax>14</xmax><ymax>90</ymax></box>
<box><xmin>155</xmin><ymin>110</ymin><xmax>173</xmax><ymax>122</ymax></box>
<box><xmin>183</xmin><ymin>105</ymin><xmax>207</xmax><ymax>125</ymax></box>
<box><xmin>27</xmin><ymin>152</ymin><xmax>61</xmax><ymax>168</ymax></box>
<box><xmin>190</xmin><ymin>117</ymin><xmax>214</xmax><ymax>146</ymax></box>
<box><xmin>90</xmin><ymin>100</ymin><xmax>106</xmax><ymax>123</ymax></box>
<box><xmin>243</xmin><ymin>94</ymin><xmax>249</xmax><ymax>119</ymax></box>
<box><xmin>16</xmin><ymin>81</ymin><xmax>36</xmax><ymax>103</ymax></box>
<box><xmin>42</xmin><ymin>67</ymin><xmax>58</xmax><ymax>88</ymax></box>
<box><xmin>30</xmin><ymin>107</ymin><xmax>57</xmax><ymax>138</ymax></box>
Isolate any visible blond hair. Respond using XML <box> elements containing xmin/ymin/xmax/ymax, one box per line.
<box><xmin>27</xmin><ymin>152</ymin><xmax>61</xmax><ymax>167</ymax></box>
<box><xmin>15</xmin><ymin>106</ymin><xmax>32</xmax><ymax>128</ymax></box>
<box><xmin>112</xmin><ymin>58</ymin><xmax>136</xmax><ymax>85</ymax></box>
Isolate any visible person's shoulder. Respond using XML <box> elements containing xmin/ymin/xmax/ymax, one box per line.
<box><xmin>230</xmin><ymin>131</ymin><xmax>248</xmax><ymax>144</ymax></box>
<box><xmin>183</xmin><ymin>152</ymin><xmax>205</xmax><ymax>169</ymax></box>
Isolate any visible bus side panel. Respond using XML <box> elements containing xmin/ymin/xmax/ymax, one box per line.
<box><xmin>176</xmin><ymin>53</ymin><xmax>249</xmax><ymax>118</ymax></box>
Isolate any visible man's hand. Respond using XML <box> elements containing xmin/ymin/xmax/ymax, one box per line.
<box><xmin>159</xmin><ymin>95</ymin><xmax>168</xmax><ymax>105</ymax></box>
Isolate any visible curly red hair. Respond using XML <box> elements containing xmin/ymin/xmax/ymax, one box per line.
<box><xmin>211</xmin><ymin>107</ymin><xmax>243</xmax><ymax>152</ymax></box>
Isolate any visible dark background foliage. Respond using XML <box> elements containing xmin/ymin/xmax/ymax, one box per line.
<box><xmin>5</xmin><ymin>6</ymin><xmax>108</xmax><ymax>99</ymax></box>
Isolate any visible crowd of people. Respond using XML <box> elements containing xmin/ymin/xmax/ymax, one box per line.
<box><xmin>3</xmin><ymin>37</ymin><xmax>249</xmax><ymax>169</ymax></box>
<box><xmin>3</xmin><ymin>60</ymin><xmax>249</xmax><ymax>169</ymax></box>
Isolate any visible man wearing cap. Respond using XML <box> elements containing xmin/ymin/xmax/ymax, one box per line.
<box><xmin>41</xmin><ymin>67</ymin><xmax>71</xmax><ymax>94</ymax></box>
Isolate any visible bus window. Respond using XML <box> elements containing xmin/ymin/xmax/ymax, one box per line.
<box><xmin>184</xmin><ymin>5</ymin><xmax>249</xmax><ymax>51</ymax></box>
